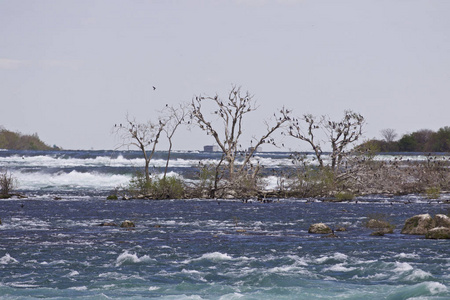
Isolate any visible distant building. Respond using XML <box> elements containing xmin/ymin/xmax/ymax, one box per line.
<box><xmin>248</xmin><ymin>146</ymin><xmax>262</xmax><ymax>153</ymax></box>
<box><xmin>203</xmin><ymin>145</ymin><xmax>219</xmax><ymax>152</ymax></box>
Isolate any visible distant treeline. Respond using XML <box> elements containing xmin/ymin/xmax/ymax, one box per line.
<box><xmin>361</xmin><ymin>126</ymin><xmax>450</xmax><ymax>152</ymax></box>
<box><xmin>0</xmin><ymin>128</ymin><xmax>58</xmax><ymax>150</ymax></box>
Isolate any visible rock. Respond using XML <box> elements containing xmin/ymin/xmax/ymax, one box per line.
<box><xmin>99</xmin><ymin>222</ymin><xmax>117</xmax><ymax>227</ymax></box>
<box><xmin>308</xmin><ymin>223</ymin><xmax>332</xmax><ymax>234</ymax></box>
<box><xmin>425</xmin><ymin>227</ymin><xmax>450</xmax><ymax>239</ymax></box>
<box><xmin>366</xmin><ymin>219</ymin><xmax>393</xmax><ymax>229</ymax></box>
<box><xmin>322</xmin><ymin>233</ymin><xmax>338</xmax><ymax>238</ymax></box>
<box><xmin>433</xmin><ymin>214</ymin><xmax>450</xmax><ymax>228</ymax></box>
<box><xmin>370</xmin><ymin>228</ymin><xmax>394</xmax><ymax>236</ymax></box>
<box><xmin>370</xmin><ymin>231</ymin><xmax>386</xmax><ymax>236</ymax></box>
<box><xmin>106</xmin><ymin>195</ymin><xmax>118</xmax><ymax>200</ymax></box>
<box><xmin>120</xmin><ymin>220</ymin><xmax>135</xmax><ymax>228</ymax></box>
<box><xmin>335</xmin><ymin>227</ymin><xmax>347</xmax><ymax>232</ymax></box>
<box><xmin>401</xmin><ymin>214</ymin><xmax>434</xmax><ymax>235</ymax></box>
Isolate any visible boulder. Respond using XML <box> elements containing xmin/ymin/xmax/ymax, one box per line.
<box><xmin>120</xmin><ymin>220</ymin><xmax>135</xmax><ymax>228</ymax></box>
<box><xmin>425</xmin><ymin>227</ymin><xmax>450</xmax><ymax>239</ymax></box>
<box><xmin>401</xmin><ymin>214</ymin><xmax>434</xmax><ymax>235</ymax></box>
<box><xmin>308</xmin><ymin>223</ymin><xmax>332</xmax><ymax>234</ymax></box>
<box><xmin>335</xmin><ymin>227</ymin><xmax>347</xmax><ymax>232</ymax></box>
<box><xmin>433</xmin><ymin>214</ymin><xmax>450</xmax><ymax>228</ymax></box>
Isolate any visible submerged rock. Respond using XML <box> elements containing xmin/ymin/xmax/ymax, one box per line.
<box><xmin>425</xmin><ymin>227</ymin><xmax>450</xmax><ymax>239</ymax></box>
<box><xmin>308</xmin><ymin>223</ymin><xmax>332</xmax><ymax>234</ymax></box>
<box><xmin>120</xmin><ymin>220</ymin><xmax>135</xmax><ymax>228</ymax></box>
<box><xmin>322</xmin><ymin>232</ymin><xmax>338</xmax><ymax>238</ymax></box>
<box><xmin>370</xmin><ymin>231</ymin><xmax>386</xmax><ymax>236</ymax></box>
<box><xmin>335</xmin><ymin>227</ymin><xmax>347</xmax><ymax>232</ymax></box>
<box><xmin>401</xmin><ymin>214</ymin><xmax>434</xmax><ymax>235</ymax></box>
<box><xmin>99</xmin><ymin>222</ymin><xmax>117</xmax><ymax>227</ymax></box>
<box><xmin>370</xmin><ymin>228</ymin><xmax>394</xmax><ymax>236</ymax></box>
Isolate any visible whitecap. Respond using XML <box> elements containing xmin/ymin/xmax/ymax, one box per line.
<box><xmin>395</xmin><ymin>252</ymin><xmax>419</xmax><ymax>259</ymax></box>
<box><xmin>68</xmin><ymin>286</ymin><xmax>88</xmax><ymax>291</ymax></box>
<box><xmin>324</xmin><ymin>263</ymin><xmax>357</xmax><ymax>272</ymax></box>
<box><xmin>148</xmin><ymin>286</ymin><xmax>160</xmax><ymax>291</ymax></box>
<box><xmin>67</xmin><ymin>271</ymin><xmax>80</xmax><ymax>277</ymax></box>
<box><xmin>197</xmin><ymin>252</ymin><xmax>233</xmax><ymax>261</ymax></box>
<box><xmin>181</xmin><ymin>269</ymin><xmax>203</xmax><ymax>275</ymax></box>
<box><xmin>425</xmin><ymin>281</ymin><xmax>448</xmax><ymax>294</ymax></box>
<box><xmin>405</xmin><ymin>269</ymin><xmax>433</xmax><ymax>281</ymax></box>
<box><xmin>9</xmin><ymin>283</ymin><xmax>39</xmax><ymax>288</ymax></box>
<box><xmin>0</xmin><ymin>253</ymin><xmax>18</xmax><ymax>264</ymax></box>
<box><xmin>115</xmin><ymin>251</ymin><xmax>154</xmax><ymax>266</ymax></box>
<box><xmin>393</xmin><ymin>262</ymin><xmax>414</xmax><ymax>273</ymax></box>
<box><xmin>315</xmin><ymin>252</ymin><xmax>348</xmax><ymax>264</ymax></box>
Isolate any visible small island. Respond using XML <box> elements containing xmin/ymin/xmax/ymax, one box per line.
<box><xmin>0</xmin><ymin>127</ymin><xmax>60</xmax><ymax>151</ymax></box>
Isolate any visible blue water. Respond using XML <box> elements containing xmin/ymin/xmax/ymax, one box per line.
<box><xmin>0</xmin><ymin>150</ymin><xmax>449</xmax><ymax>299</ymax></box>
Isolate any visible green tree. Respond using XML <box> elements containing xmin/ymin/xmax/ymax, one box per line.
<box><xmin>398</xmin><ymin>134</ymin><xmax>417</xmax><ymax>152</ymax></box>
<box><xmin>432</xmin><ymin>126</ymin><xmax>450</xmax><ymax>152</ymax></box>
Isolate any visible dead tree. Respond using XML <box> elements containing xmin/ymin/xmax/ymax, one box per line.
<box><xmin>161</xmin><ymin>103</ymin><xmax>189</xmax><ymax>179</ymax></box>
<box><xmin>325</xmin><ymin>111</ymin><xmax>365</xmax><ymax>171</ymax></box>
<box><xmin>191</xmin><ymin>86</ymin><xmax>290</xmax><ymax>192</ymax></box>
<box><xmin>287</xmin><ymin>114</ymin><xmax>324</xmax><ymax>168</ymax></box>
<box><xmin>114</xmin><ymin>114</ymin><xmax>165</xmax><ymax>183</ymax></box>
<box><xmin>288</xmin><ymin>110</ymin><xmax>365</xmax><ymax>172</ymax></box>
<box><xmin>380</xmin><ymin>128</ymin><xmax>398</xmax><ymax>143</ymax></box>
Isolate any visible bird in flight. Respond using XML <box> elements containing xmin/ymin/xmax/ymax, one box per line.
<box><xmin>152</xmin><ymin>86</ymin><xmax>156</xmax><ymax>90</ymax></box>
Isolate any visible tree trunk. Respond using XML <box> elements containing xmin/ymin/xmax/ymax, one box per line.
<box><xmin>144</xmin><ymin>159</ymin><xmax>150</xmax><ymax>183</ymax></box>
<box><xmin>164</xmin><ymin>140</ymin><xmax>173</xmax><ymax>179</ymax></box>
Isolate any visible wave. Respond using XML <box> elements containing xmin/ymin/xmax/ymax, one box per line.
<box><xmin>115</xmin><ymin>251</ymin><xmax>155</xmax><ymax>266</ymax></box>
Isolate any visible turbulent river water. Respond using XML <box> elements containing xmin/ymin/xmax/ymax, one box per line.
<box><xmin>0</xmin><ymin>150</ymin><xmax>449</xmax><ymax>299</ymax></box>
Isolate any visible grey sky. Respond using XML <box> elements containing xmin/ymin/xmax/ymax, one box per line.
<box><xmin>1</xmin><ymin>0</ymin><xmax>449</xmax><ymax>151</ymax></box>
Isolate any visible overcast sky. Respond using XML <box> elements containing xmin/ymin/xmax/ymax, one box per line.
<box><xmin>1</xmin><ymin>0</ymin><xmax>449</xmax><ymax>151</ymax></box>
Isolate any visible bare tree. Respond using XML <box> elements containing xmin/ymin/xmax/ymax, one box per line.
<box><xmin>191</xmin><ymin>86</ymin><xmax>290</xmax><ymax>192</ymax></box>
<box><xmin>161</xmin><ymin>103</ymin><xmax>190</xmax><ymax>179</ymax></box>
<box><xmin>0</xmin><ymin>170</ymin><xmax>17</xmax><ymax>198</ymax></box>
<box><xmin>287</xmin><ymin>114</ymin><xmax>325</xmax><ymax>168</ymax></box>
<box><xmin>114</xmin><ymin>115</ymin><xmax>165</xmax><ymax>183</ymax></box>
<box><xmin>288</xmin><ymin>110</ymin><xmax>365</xmax><ymax>172</ymax></box>
<box><xmin>380</xmin><ymin>128</ymin><xmax>397</xmax><ymax>143</ymax></box>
